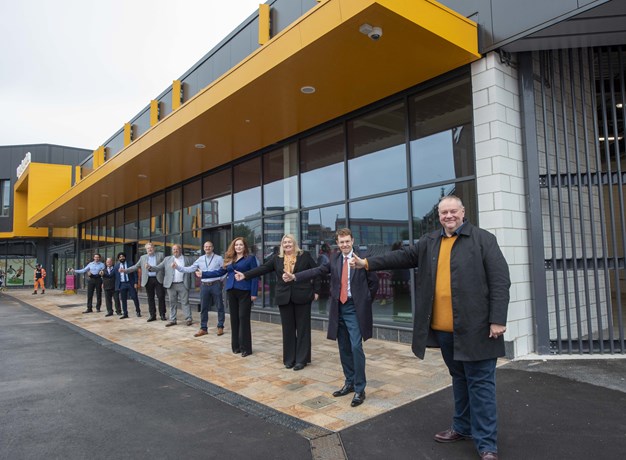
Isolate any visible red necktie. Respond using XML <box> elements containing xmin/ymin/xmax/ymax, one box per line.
<box><xmin>340</xmin><ymin>256</ymin><xmax>349</xmax><ymax>303</ymax></box>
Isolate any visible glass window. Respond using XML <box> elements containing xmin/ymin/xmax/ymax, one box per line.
<box><xmin>263</xmin><ymin>143</ymin><xmax>298</xmax><ymax>214</ymax></box>
<box><xmin>138</xmin><ymin>199</ymin><xmax>151</xmax><ymax>241</ymax></box>
<box><xmin>105</xmin><ymin>212</ymin><xmax>115</xmax><ymax>243</ymax></box>
<box><xmin>301</xmin><ymin>204</ymin><xmax>347</xmax><ymax>317</ymax></box>
<box><xmin>203</xmin><ymin>169</ymin><xmax>232</xmax><ymax>226</ymax></box>
<box><xmin>233</xmin><ymin>219</ymin><xmax>262</xmax><ymax>261</ymax></box>
<box><xmin>350</xmin><ymin>193</ymin><xmax>411</xmax><ymax>325</ymax></box>
<box><xmin>233</xmin><ymin>158</ymin><xmax>261</xmax><ymax>221</ymax></box>
<box><xmin>124</xmin><ymin>205</ymin><xmax>138</xmax><ymax>242</ymax></box>
<box><xmin>182</xmin><ymin>231</ymin><xmax>202</xmax><ymax>257</ymax></box>
<box><xmin>348</xmin><ymin>102</ymin><xmax>407</xmax><ymax>198</ymax></box>
<box><xmin>412</xmin><ymin>181</ymin><xmax>477</xmax><ymax>240</ymax></box>
<box><xmin>165</xmin><ymin>235</ymin><xmax>182</xmax><ymax>256</ymax></box>
<box><xmin>115</xmin><ymin>209</ymin><xmax>124</xmax><ymax>241</ymax></box>
<box><xmin>151</xmin><ymin>193</ymin><xmax>165</xmax><ymax>237</ymax></box>
<box><xmin>166</xmin><ymin>188</ymin><xmax>182</xmax><ymax>234</ymax></box>
<box><xmin>300</xmin><ymin>125</ymin><xmax>345</xmax><ymax>207</ymax></box>
<box><xmin>0</xmin><ymin>179</ymin><xmax>10</xmax><ymax>216</ymax></box>
<box><xmin>261</xmin><ymin>213</ymin><xmax>299</xmax><ymax>308</ymax></box>
<box><xmin>183</xmin><ymin>180</ymin><xmax>202</xmax><ymax>232</ymax></box>
<box><xmin>409</xmin><ymin>76</ymin><xmax>474</xmax><ymax>187</ymax></box>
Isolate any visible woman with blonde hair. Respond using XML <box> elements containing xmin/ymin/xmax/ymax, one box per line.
<box><xmin>236</xmin><ymin>234</ymin><xmax>319</xmax><ymax>370</ymax></box>
<box><xmin>199</xmin><ymin>237</ymin><xmax>259</xmax><ymax>357</ymax></box>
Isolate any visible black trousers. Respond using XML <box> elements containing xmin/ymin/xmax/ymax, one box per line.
<box><xmin>145</xmin><ymin>277</ymin><xmax>166</xmax><ymax>318</ymax></box>
<box><xmin>227</xmin><ymin>289</ymin><xmax>253</xmax><ymax>354</ymax></box>
<box><xmin>104</xmin><ymin>288</ymin><xmax>120</xmax><ymax>314</ymax></box>
<box><xmin>86</xmin><ymin>277</ymin><xmax>102</xmax><ymax>310</ymax></box>
<box><xmin>279</xmin><ymin>301</ymin><xmax>312</xmax><ymax>366</ymax></box>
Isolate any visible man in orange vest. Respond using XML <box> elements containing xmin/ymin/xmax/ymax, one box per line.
<box><xmin>33</xmin><ymin>264</ymin><xmax>46</xmax><ymax>294</ymax></box>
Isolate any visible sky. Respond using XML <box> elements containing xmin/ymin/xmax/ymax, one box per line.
<box><xmin>0</xmin><ymin>0</ymin><xmax>263</xmax><ymax>150</ymax></box>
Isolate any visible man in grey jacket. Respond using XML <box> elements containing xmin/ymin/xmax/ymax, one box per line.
<box><xmin>123</xmin><ymin>242</ymin><xmax>167</xmax><ymax>322</ymax></box>
<box><xmin>352</xmin><ymin>195</ymin><xmax>510</xmax><ymax>460</ymax></box>
<box><xmin>147</xmin><ymin>244</ymin><xmax>195</xmax><ymax>327</ymax></box>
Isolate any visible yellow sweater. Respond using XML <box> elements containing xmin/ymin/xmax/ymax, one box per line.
<box><xmin>431</xmin><ymin>235</ymin><xmax>457</xmax><ymax>332</ymax></box>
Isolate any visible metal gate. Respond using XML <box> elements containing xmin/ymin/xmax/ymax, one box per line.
<box><xmin>522</xmin><ymin>46</ymin><xmax>625</xmax><ymax>354</ymax></box>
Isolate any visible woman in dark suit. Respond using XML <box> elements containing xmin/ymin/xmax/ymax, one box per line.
<box><xmin>236</xmin><ymin>234</ymin><xmax>319</xmax><ymax>370</ymax></box>
<box><xmin>199</xmin><ymin>237</ymin><xmax>259</xmax><ymax>357</ymax></box>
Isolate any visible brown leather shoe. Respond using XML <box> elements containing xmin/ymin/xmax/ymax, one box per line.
<box><xmin>186</xmin><ymin>319</ymin><xmax>193</xmax><ymax>326</ymax></box>
<box><xmin>480</xmin><ymin>452</ymin><xmax>498</xmax><ymax>460</ymax></box>
<box><xmin>194</xmin><ymin>329</ymin><xmax>208</xmax><ymax>337</ymax></box>
<box><xmin>217</xmin><ymin>327</ymin><xmax>224</xmax><ymax>336</ymax></box>
<box><xmin>434</xmin><ymin>428</ymin><xmax>472</xmax><ymax>443</ymax></box>
<box><xmin>165</xmin><ymin>321</ymin><xmax>177</xmax><ymax>327</ymax></box>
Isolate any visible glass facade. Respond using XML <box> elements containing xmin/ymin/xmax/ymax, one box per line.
<box><xmin>78</xmin><ymin>70</ymin><xmax>476</xmax><ymax>328</ymax></box>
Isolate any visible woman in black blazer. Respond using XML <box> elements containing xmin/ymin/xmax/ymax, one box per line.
<box><xmin>236</xmin><ymin>234</ymin><xmax>319</xmax><ymax>370</ymax></box>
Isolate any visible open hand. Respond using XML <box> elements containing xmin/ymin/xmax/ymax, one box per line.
<box><xmin>234</xmin><ymin>270</ymin><xmax>245</xmax><ymax>281</ymax></box>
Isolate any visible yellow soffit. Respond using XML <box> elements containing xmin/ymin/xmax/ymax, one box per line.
<box><xmin>31</xmin><ymin>0</ymin><xmax>480</xmax><ymax>228</ymax></box>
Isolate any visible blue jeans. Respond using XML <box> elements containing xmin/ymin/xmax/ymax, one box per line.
<box><xmin>200</xmin><ymin>282</ymin><xmax>225</xmax><ymax>330</ymax></box>
<box><xmin>435</xmin><ymin>330</ymin><xmax>498</xmax><ymax>454</ymax></box>
<box><xmin>337</xmin><ymin>299</ymin><xmax>366</xmax><ymax>393</ymax></box>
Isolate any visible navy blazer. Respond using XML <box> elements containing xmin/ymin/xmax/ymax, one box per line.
<box><xmin>202</xmin><ymin>255</ymin><xmax>259</xmax><ymax>296</ymax></box>
<box><xmin>101</xmin><ymin>266</ymin><xmax>117</xmax><ymax>290</ymax></box>
<box><xmin>113</xmin><ymin>262</ymin><xmax>138</xmax><ymax>291</ymax></box>
<box><xmin>296</xmin><ymin>252</ymin><xmax>378</xmax><ymax>341</ymax></box>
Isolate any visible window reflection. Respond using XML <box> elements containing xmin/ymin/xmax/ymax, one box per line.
<box><xmin>233</xmin><ymin>219</ymin><xmax>262</xmax><ymax>306</ymax></box>
<box><xmin>138</xmin><ymin>199</ymin><xmax>150</xmax><ymax>241</ymax></box>
<box><xmin>350</xmin><ymin>193</ymin><xmax>412</xmax><ymax>324</ymax></box>
<box><xmin>166</xmin><ymin>188</ymin><xmax>182</xmax><ymax>234</ymax></box>
<box><xmin>234</xmin><ymin>158</ymin><xmax>261</xmax><ymax>221</ymax></box>
<box><xmin>411</xmin><ymin>181</ymin><xmax>476</xmax><ymax>240</ymax></box>
<box><xmin>410</xmin><ymin>76</ymin><xmax>474</xmax><ymax>187</ymax></box>
<box><xmin>348</xmin><ymin>102</ymin><xmax>407</xmax><ymax>198</ymax></box>
<box><xmin>203</xmin><ymin>169</ymin><xmax>232</xmax><ymax>226</ymax></box>
<box><xmin>124</xmin><ymin>205</ymin><xmax>138</xmax><ymax>242</ymax></box>
<box><xmin>262</xmin><ymin>213</ymin><xmax>299</xmax><ymax>308</ymax></box>
<box><xmin>183</xmin><ymin>180</ymin><xmax>202</xmax><ymax>231</ymax></box>
<box><xmin>301</xmin><ymin>204</ymin><xmax>346</xmax><ymax>316</ymax></box>
<box><xmin>263</xmin><ymin>144</ymin><xmax>298</xmax><ymax>214</ymax></box>
<box><xmin>300</xmin><ymin>125</ymin><xmax>345</xmax><ymax>207</ymax></box>
<box><xmin>151</xmin><ymin>194</ymin><xmax>165</xmax><ymax>237</ymax></box>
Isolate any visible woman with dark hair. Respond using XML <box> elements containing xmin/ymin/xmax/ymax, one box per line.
<box><xmin>235</xmin><ymin>234</ymin><xmax>319</xmax><ymax>370</ymax></box>
<box><xmin>199</xmin><ymin>237</ymin><xmax>259</xmax><ymax>357</ymax></box>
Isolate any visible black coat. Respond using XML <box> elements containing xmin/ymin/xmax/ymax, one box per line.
<box><xmin>297</xmin><ymin>252</ymin><xmax>378</xmax><ymax>341</ymax></box>
<box><xmin>101</xmin><ymin>266</ymin><xmax>116</xmax><ymax>290</ymax></box>
<box><xmin>243</xmin><ymin>252</ymin><xmax>320</xmax><ymax>305</ymax></box>
<box><xmin>367</xmin><ymin>222</ymin><xmax>510</xmax><ymax>361</ymax></box>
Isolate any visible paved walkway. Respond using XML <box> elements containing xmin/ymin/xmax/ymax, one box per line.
<box><xmin>5</xmin><ymin>289</ymin><xmax>456</xmax><ymax>432</ymax></box>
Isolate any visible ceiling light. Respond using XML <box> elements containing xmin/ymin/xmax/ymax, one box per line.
<box><xmin>195</xmin><ymin>144</ymin><xmax>206</xmax><ymax>149</ymax></box>
<box><xmin>617</xmin><ymin>103</ymin><xmax>623</xmax><ymax>109</ymax></box>
<box><xmin>78</xmin><ymin>206</ymin><xmax>85</xmax><ymax>210</ymax></box>
<box><xmin>137</xmin><ymin>174</ymin><xmax>148</xmax><ymax>179</ymax></box>
<box><xmin>101</xmin><ymin>194</ymin><xmax>109</xmax><ymax>198</ymax></box>
<box><xmin>300</xmin><ymin>86</ymin><xmax>316</xmax><ymax>94</ymax></box>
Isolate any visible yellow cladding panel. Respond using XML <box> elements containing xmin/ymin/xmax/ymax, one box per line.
<box><xmin>124</xmin><ymin>123</ymin><xmax>132</xmax><ymax>147</ymax></box>
<box><xmin>172</xmin><ymin>80</ymin><xmax>182</xmax><ymax>110</ymax></box>
<box><xmin>93</xmin><ymin>146</ymin><xmax>105</xmax><ymax>168</ymax></box>
<box><xmin>258</xmin><ymin>4</ymin><xmax>271</xmax><ymax>45</ymax></box>
<box><xmin>150</xmin><ymin>100</ymin><xmax>159</xmax><ymax>126</ymax></box>
<box><xmin>51</xmin><ymin>227</ymin><xmax>78</xmax><ymax>238</ymax></box>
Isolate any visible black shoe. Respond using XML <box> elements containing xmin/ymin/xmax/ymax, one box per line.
<box><xmin>105</xmin><ymin>313</ymin><xmax>113</xmax><ymax>317</ymax></box>
<box><xmin>241</xmin><ymin>351</ymin><xmax>251</xmax><ymax>357</ymax></box>
<box><xmin>293</xmin><ymin>363</ymin><xmax>306</xmax><ymax>371</ymax></box>
<box><xmin>120</xmin><ymin>314</ymin><xmax>129</xmax><ymax>319</ymax></box>
<box><xmin>332</xmin><ymin>384</ymin><xmax>355</xmax><ymax>397</ymax></box>
<box><xmin>32</xmin><ymin>292</ymin><xmax>37</xmax><ymax>295</ymax></box>
<box><xmin>136</xmin><ymin>312</ymin><xmax>141</xmax><ymax>317</ymax></box>
<box><xmin>233</xmin><ymin>349</ymin><xmax>241</xmax><ymax>354</ymax></box>
<box><xmin>116</xmin><ymin>312</ymin><xmax>122</xmax><ymax>316</ymax></box>
<box><xmin>351</xmin><ymin>391</ymin><xmax>366</xmax><ymax>407</ymax></box>
<box><xmin>160</xmin><ymin>315</ymin><xmax>167</xmax><ymax>321</ymax></box>
<box><xmin>96</xmin><ymin>309</ymin><xmax>101</xmax><ymax>312</ymax></box>
<box><xmin>147</xmin><ymin>317</ymin><xmax>157</xmax><ymax>322</ymax></box>
<box><xmin>285</xmin><ymin>363</ymin><xmax>295</xmax><ymax>369</ymax></box>
<box><xmin>82</xmin><ymin>309</ymin><xmax>93</xmax><ymax>314</ymax></box>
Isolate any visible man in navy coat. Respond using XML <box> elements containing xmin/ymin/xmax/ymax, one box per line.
<box><xmin>114</xmin><ymin>252</ymin><xmax>141</xmax><ymax>319</ymax></box>
<box><xmin>284</xmin><ymin>228</ymin><xmax>378</xmax><ymax>407</ymax></box>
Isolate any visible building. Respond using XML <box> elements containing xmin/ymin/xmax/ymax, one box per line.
<box><xmin>0</xmin><ymin>144</ymin><xmax>91</xmax><ymax>288</ymax></box>
<box><xmin>4</xmin><ymin>0</ymin><xmax>625</xmax><ymax>357</ymax></box>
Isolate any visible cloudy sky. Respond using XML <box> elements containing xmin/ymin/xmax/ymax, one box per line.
<box><xmin>0</xmin><ymin>0</ymin><xmax>262</xmax><ymax>150</ymax></box>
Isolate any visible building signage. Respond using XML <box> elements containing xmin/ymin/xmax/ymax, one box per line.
<box><xmin>16</xmin><ymin>151</ymin><xmax>31</xmax><ymax>179</ymax></box>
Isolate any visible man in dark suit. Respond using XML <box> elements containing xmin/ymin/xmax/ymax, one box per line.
<box><xmin>283</xmin><ymin>228</ymin><xmax>378</xmax><ymax>407</ymax></box>
<box><xmin>101</xmin><ymin>257</ymin><xmax>121</xmax><ymax>317</ymax></box>
<box><xmin>115</xmin><ymin>252</ymin><xmax>141</xmax><ymax>319</ymax></box>
<box><xmin>123</xmin><ymin>243</ymin><xmax>166</xmax><ymax>321</ymax></box>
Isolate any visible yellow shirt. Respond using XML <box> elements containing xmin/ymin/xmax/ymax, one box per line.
<box><xmin>431</xmin><ymin>235</ymin><xmax>457</xmax><ymax>332</ymax></box>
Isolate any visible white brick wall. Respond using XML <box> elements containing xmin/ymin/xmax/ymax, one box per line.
<box><xmin>471</xmin><ymin>52</ymin><xmax>533</xmax><ymax>358</ymax></box>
